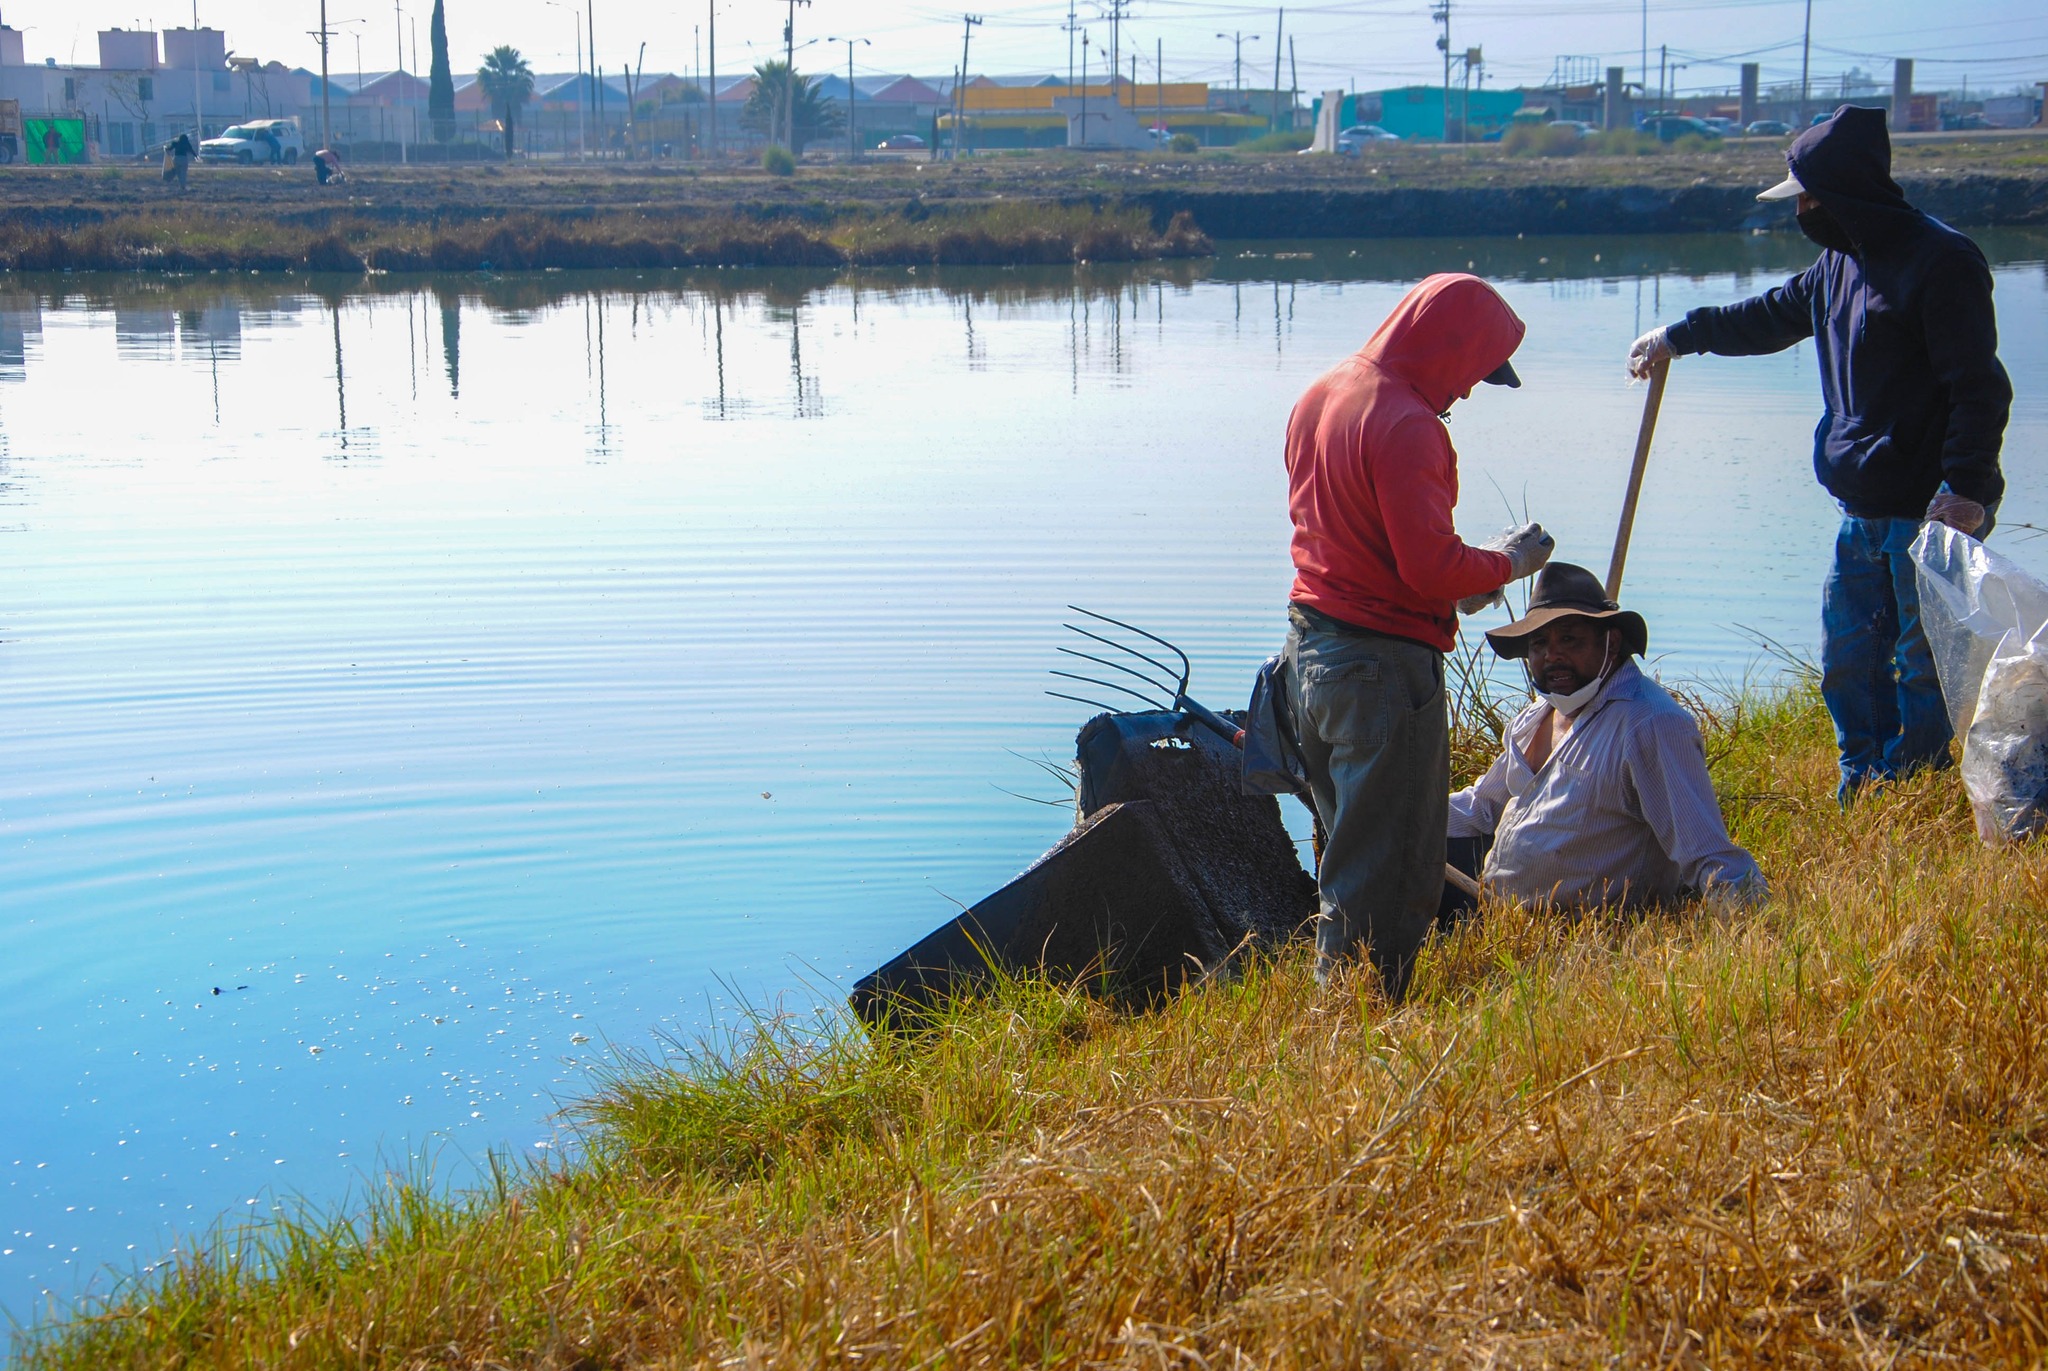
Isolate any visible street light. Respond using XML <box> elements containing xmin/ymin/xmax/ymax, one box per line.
<box><xmin>827</xmin><ymin>36</ymin><xmax>869</xmax><ymax>162</ymax></box>
<box><xmin>1215</xmin><ymin>31</ymin><xmax>1259</xmax><ymax>99</ymax></box>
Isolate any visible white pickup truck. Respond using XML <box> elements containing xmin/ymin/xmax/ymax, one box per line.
<box><xmin>199</xmin><ymin>118</ymin><xmax>304</xmax><ymax>165</ymax></box>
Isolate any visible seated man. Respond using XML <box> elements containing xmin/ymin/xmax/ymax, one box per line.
<box><xmin>1448</xmin><ymin>563</ymin><xmax>1766</xmax><ymax>910</ymax></box>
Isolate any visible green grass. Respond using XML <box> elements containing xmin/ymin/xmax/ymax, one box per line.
<box><xmin>19</xmin><ymin>682</ymin><xmax>2048</xmax><ymax>1366</ymax></box>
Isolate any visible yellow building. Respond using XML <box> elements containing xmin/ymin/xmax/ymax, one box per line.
<box><xmin>940</xmin><ymin>82</ymin><xmax>1266</xmax><ymax>149</ymax></box>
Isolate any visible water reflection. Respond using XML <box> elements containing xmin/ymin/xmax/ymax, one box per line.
<box><xmin>0</xmin><ymin>230</ymin><xmax>2041</xmax><ymax>1320</ymax></box>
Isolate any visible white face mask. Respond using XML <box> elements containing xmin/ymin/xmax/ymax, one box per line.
<box><xmin>1534</xmin><ymin>638</ymin><xmax>1615</xmax><ymax>717</ymax></box>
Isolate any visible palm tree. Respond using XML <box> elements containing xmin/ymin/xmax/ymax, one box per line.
<box><xmin>476</xmin><ymin>46</ymin><xmax>535</xmax><ymax>159</ymax></box>
<box><xmin>740</xmin><ymin>60</ymin><xmax>842</xmax><ymax>153</ymax></box>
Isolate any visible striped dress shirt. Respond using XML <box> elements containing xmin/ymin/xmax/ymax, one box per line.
<box><xmin>1448</xmin><ymin>660</ymin><xmax>1767</xmax><ymax>909</ymax></box>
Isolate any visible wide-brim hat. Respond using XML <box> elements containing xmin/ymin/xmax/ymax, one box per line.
<box><xmin>1484</xmin><ymin>561</ymin><xmax>1648</xmax><ymax>660</ymax></box>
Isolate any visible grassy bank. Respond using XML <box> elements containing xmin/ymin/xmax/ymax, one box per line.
<box><xmin>2</xmin><ymin>131</ymin><xmax>2042</xmax><ymax>272</ymax></box>
<box><xmin>0</xmin><ymin>202</ymin><xmax>1210</xmax><ymax>273</ymax></box>
<box><xmin>19</xmin><ymin>680</ymin><xmax>2048</xmax><ymax>1366</ymax></box>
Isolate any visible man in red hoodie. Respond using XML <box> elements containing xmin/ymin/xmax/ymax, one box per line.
<box><xmin>1285</xmin><ymin>273</ymin><xmax>1552</xmax><ymax>997</ymax></box>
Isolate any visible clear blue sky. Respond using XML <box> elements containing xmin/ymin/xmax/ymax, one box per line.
<box><xmin>11</xmin><ymin>0</ymin><xmax>2046</xmax><ymax>97</ymax></box>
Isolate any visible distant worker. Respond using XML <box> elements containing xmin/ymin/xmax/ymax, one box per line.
<box><xmin>1627</xmin><ymin>105</ymin><xmax>2012</xmax><ymax>802</ymax></box>
<box><xmin>42</xmin><ymin>124</ymin><xmax>60</xmax><ymax>165</ymax></box>
<box><xmin>165</xmin><ymin>131</ymin><xmax>194</xmax><ymax>190</ymax></box>
<box><xmin>1282</xmin><ymin>272</ymin><xmax>1553</xmax><ymax>999</ymax></box>
<box><xmin>313</xmin><ymin>147</ymin><xmax>344</xmax><ymax>185</ymax></box>
<box><xmin>1446</xmin><ymin>563</ymin><xmax>1766</xmax><ymax>912</ymax></box>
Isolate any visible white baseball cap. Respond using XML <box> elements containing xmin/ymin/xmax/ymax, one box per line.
<box><xmin>1756</xmin><ymin>171</ymin><xmax>1806</xmax><ymax>202</ymax></box>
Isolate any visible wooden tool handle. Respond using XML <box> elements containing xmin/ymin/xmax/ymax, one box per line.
<box><xmin>1606</xmin><ymin>357</ymin><xmax>1670</xmax><ymax>601</ymax></box>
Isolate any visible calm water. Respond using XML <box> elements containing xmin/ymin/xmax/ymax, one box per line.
<box><xmin>3</xmin><ymin>232</ymin><xmax>2045</xmax><ymax>1323</ymax></box>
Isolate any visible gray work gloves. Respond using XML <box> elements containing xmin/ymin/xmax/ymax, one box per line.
<box><xmin>1458</xmin><ymin>522</ymin><xmax>1556</xmax><ymax>616</ymax></box>
<box><xmin>1926</xmin><ymin>491</ymin><xmax>1989</xmax><ymax>537</ymax></box>
<box><xmin>1627</xmin><ymin>326</ymin><xmax>1674</xmax><ymax>380</ymax></box>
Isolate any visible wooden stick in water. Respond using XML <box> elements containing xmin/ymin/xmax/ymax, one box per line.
<box><xmin>1606</xmin><ymin>356</ymin><xmax>1670</xmax><ymax>601</ymax></box>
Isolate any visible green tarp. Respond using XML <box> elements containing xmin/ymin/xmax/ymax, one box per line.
<box><xmin>25</xmin><ymin>118</ymin><xmax>86</xmax><ymax>165</ymax></box>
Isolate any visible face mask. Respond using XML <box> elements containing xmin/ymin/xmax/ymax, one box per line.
<box><xmin>1796</xmin><ymin>203</ymin><xmax>1857</xmax><ymax>254</ymax></box>
<box><xmin>1534</xmin><ymin>639</ymin><xmax>1615</xmax><ymax>717</ymax></box>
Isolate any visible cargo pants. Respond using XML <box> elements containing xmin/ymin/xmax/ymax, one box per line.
<box><xmin>1283</xmin><ymin>605</ymin><xmax>1448</xmax><ymax>1000</ymax></box>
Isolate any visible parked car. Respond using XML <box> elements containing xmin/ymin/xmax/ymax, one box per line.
<box><xmin>1546</xmin><ymin>119</ymin><xmax>1598</xmax><ymax>137</ymax></box>
<box><xmin>1640</xmin><ymin>114</ymin><xmax>1722</xmax><ymax>142</ymax></box>
<box><xmin>875</xmin><ymin>132</ymin><xmax>926</xmax><ymax>151</ymax></box>
<box><xmin>200</xmin><ymin>118</ymin><xmax>303</xmax><ymax>165</ymax></box>
<box><xmin>1942</xmin><ymin>112</ymin><xmax>1993</xmax><ymax>131</ymax></box>
<box><xmin>1334</xmin><ymin>123</ymin><xmax>1399</xmax><ymax>153</ymax></box>
<box><xmin>1744</xmin><ymin>119</ymin><xmax>1793</xmax><ymax>136</ymax></box>
<box><xmin>1698</xmin><ymin>117</ymin><xmax>1736</xmax><ymax>135</ymax></box>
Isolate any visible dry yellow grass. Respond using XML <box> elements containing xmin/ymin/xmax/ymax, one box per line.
<box><xmin>21</xmin><ymin>687</ymin><xmax>2048</xmax><ymax>1368</ymax></box>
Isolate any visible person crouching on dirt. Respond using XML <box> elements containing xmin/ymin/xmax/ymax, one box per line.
<box><xmin>1282</xmin><ymin>272</ymin><xmax>1553</xmax><ymax>1000</ymax></box>
<box><xmin>1627</xmin><ymin>106</ymin><xmax>2012</xmax><ymax>804</ymax></box>
<box><xmin>165</xmin><ymin>132</ymin><xmax>194</xmax><ymax>190</ymax></box>
<box><xmin>313</xmin><ymin>148</ymin><xmax>344</xmax><ymax>185</ymax></box>
<box><xmin>1444</xmin><ymin>563</ymin><xmax>1766</xmax><ymax>913</ymax></box>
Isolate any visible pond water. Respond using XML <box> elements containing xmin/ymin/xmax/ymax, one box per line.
<box><xmin>3</xmin><ymin>231</ymin><xmax>2045</xmax><ymax>1324</ymax></box>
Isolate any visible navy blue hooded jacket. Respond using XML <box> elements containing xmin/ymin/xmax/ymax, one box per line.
<box><xmin>1664</xmin><ymin>106</ymin><xmax>2011</xmax><ymax>518</ymax></box>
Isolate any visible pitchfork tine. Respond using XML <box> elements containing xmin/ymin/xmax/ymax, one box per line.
<box><xmin>1047</xmin><ymin>689</ymin><xmax>1128</xmax><ymax>714</ymax></box>
<box><xmin>1055</xmin><ymin>645</ymin><xmax>1178</xmax><ymax>696</ymax></box>
<box><xmin>1066</xmin><ymin>605</ymin><xmax>1192</xmax><ymax>699</ymax></box>
<box><xmin>1061</xmin><ymin>622</ymin><xmax>1184</xmax><ymax>695</ymax></box>
<box><xmin>1049</xmin><ymin>669</ymin><xmax>1169</xmax><ymax>709</ymax></box>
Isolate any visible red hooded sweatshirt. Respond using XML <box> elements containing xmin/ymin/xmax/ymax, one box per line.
<box><xmin>1286</xmin><ymin>273</ymin><xmax>1523</xmax><ymax>652</ymax></box>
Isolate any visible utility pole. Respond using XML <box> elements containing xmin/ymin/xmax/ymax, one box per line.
<box><xmin>1433</xmin><ymin>0</ymin><xmax>1450</xmax><ymax>141</ymax></box>
<box><xmin>191</xmin><ymin>1</ymin><xmax>205</xmax><ymax>142</ymax></box>
<box><xmin>1156</xmin><ymin>37</ymin><xmax>1162</xmax><ymax>137</ymax></box>
<box><xmin>1658</xmin><ymin>43</ymin><xmax>1666</xmax><ymax>109</ymax></box>
<box><xmin>1109</xmin><ymin>0</ymin><xmax>1122</xmax><ymax>104</ymax></box>
<box><xmin>955</xmin><ymin>14</ymin><xmax>981</xmax><ymax>158</ymax></box>
<box><xmin>316</xmin><ymin>0</ymin><xmax>333</xmax><ymax>150</ymax></box>
<box><xmin>1798</xmin><ymin>0</ymin><xmax>1813</xmax><ymax>126</ymax></box>
<box><xmin>830</xmin><ymin>36</ymin><xmax>868</xmax><ymax>159</ymax></box>
<box><xmin>707</xmin><ymin>0</ymin><xmax>717</xmax><ymax>158</ymax></box>
<box><xmin>1287</xmin><ymin>34</ymin><xmax>1297</xmax><ymax>133</ymax></box>
<box><xmin>394</xmin><ymin>0</ymin><xmax>405</xmax><ymax>163</ymax></box>
<box><xmin>1270</xmin><ymin>7</ymin><xmax>1283</xmax><ymax>133</ymax></box>
<box><xmin>588</xmin><ymin>4</ymin><xmax>600</xmax><ymax>154</ymax></box>
<box><xmin>1065</xmin><ymin>1</ymin><xmax>1077</xmax><ymax>94</ymax></box>
<box><xmin>783</xmin><ymin>0</ymin><xmax>811</xmax><ymax>149</ymax></box>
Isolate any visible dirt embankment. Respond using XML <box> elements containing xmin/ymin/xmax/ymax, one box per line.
<box><xmin>4</xmin><ymin>135</ymin><xmax>2044</xmax><ymax>271</ymax></box>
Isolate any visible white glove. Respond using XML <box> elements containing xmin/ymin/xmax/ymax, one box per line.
<box><xmin>1459</xmin><ymin>523</ymin><xmax>1554</xmax><ymax>615</ymax></box>
<box><xmin>1627</xmin><ymin>326</ymin><xmax>1674</xmax><ymax>380</ymax></box>
<box><xmin>1457</xmin><ymin>586</ymin><xmax>1504</xmax><ymax>616</ymax></box>
<box><xmin>1925</xmin><ymin>492</ymin><xmax>1988</xmax><ymax>536</ymax></box>
<box><xmin>1497</xmin><ymin>521</ymin><xmax>1555</xmax><ymax>580</ymax></box>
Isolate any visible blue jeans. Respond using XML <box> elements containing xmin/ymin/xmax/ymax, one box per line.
<box><xmin>1820</xmin><ymin>515</ymin><xmax>1953</xmax><ymax>801</ymax></box>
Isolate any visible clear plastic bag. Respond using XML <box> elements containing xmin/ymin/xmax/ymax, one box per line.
<box><xmin>1911</xmin><ymin>522</ymin><xmax>2048</xmax><ymax>842</ymax></box>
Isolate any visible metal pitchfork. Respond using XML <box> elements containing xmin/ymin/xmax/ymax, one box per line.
<box><xmin>1047</xmin><ymin>605</ymin><xmax>1482</xmax><ymax>901</ymax></box>
<box><xmin>1049</xmin><ymin>606</ymin><xmax>1245</xmax><ymax>747</ymax></box>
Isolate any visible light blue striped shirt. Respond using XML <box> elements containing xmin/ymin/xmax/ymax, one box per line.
<box><xmin>1448</xmin><ymin>660</ymin><xmax>1767</xmax><ymax>909</ymax></box>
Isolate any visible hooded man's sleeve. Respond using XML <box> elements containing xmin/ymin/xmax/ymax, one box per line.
<box><xmin>1663</xmin><ymin>262</ymin><xmax>1820</xmax><ymax>358</ymax></box>
<box><xmin>1919</xmin><ymin>251</ymin><xmax>2012</xmax><ymax>507</ymax></box>
<box><xmin>1371</xmin><ymin>413</ymin><xmax>1514</xmax><ymax>601</ymax></box>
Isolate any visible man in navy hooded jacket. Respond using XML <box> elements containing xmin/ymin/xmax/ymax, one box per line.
<box><xmin>1628</xmin><ymin>105</ymin><xmax>2012</xmax><ymax>801</ymax></box>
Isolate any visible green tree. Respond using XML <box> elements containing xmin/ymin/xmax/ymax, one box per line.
<box><xmin>428</xmin><ymin>0</ymin><xmax>455</xmax><ymax>143</ymax></box>
<box><xmin>476</xmin><ymin>45</ymin><xmax>535</xmax><ymax>159</ymax></box>
<box><xmin>740</xmin><ymin>60</ymin><xmax>841</xmax><ymax>154</ymax></box>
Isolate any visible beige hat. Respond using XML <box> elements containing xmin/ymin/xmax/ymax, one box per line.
<box><xmin>1756</xmin><ymin>170</ymin><xmax>1805</xmax><ymax>202</ymax></box>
